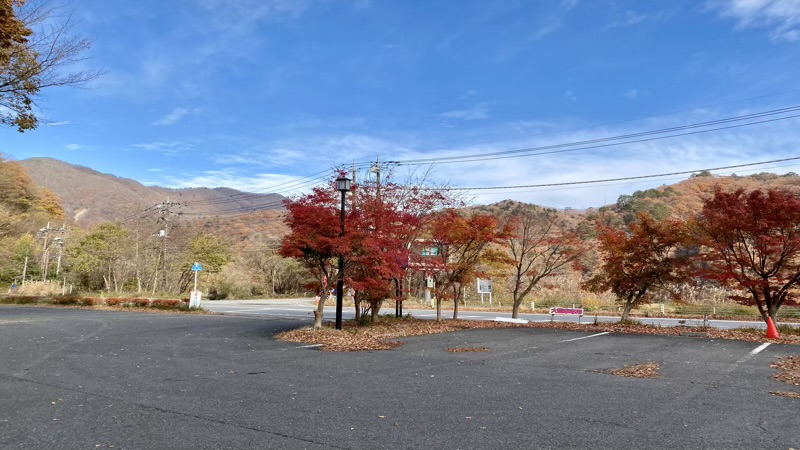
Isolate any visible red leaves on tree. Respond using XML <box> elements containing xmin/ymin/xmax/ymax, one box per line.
<box><xmin>584</xmin><ymin>212</ymin><xmax>690</xmax><ymax>321</ymax></box>
<box><xmin>695</xmin><ymin>188</ymin><xmax>800</xmax><ymax>323</ymax></box>
<box><xmin>280</xmin><ymin>172</ymin><xmax>452</xmax><ymax>325</ymax></box>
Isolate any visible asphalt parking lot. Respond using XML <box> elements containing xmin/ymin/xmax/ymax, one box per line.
<box><xmin>0</xmin><ymin>306</ymin><xmax>798</xmax><ymax>449</ymax></box>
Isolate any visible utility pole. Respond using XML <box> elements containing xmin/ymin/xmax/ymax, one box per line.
<box><xmin>352</xmin><ymin>160</ymin><xmax>358</xmax><ymax>209</ymax></box>
<box><xmin>37</xmin><ymin>222</ymin><xmax>51</xmax><ymax>281</ymax></box>
<box><xmin>21</xmin><ymin>256</ymin><xmax>28</xmax><ymax>285</ymax></box>
<box><xmin>370</xmin><ymin>155</ymin><xmax>381</xmax><ymax>203</ymax></box>
<box><xmin>153</xmin><ymin>197</ymin><xmax>182</xmax><ymax>292</ymax></box>
<box><xmin>53</xmin><ymin>223</ymin><xmax>67</xmax><ymax>276</ymax></box>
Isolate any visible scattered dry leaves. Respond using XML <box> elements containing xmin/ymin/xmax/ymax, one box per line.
<box><xmin>770</xmin><ymin>356</ymin><xmax>800</xmax><ymax>386</ymax></box>
<box><xmin>771</xmin><ymin>391</ymin><xmax>800</xmax><ymax>399</ymax></box>
<box><xmin>277</xmin><ymin>318</ymin><xmax>521</xmax><ymax>351</ymax></box>
<box><xmin>446</xmin><ymin>347</ymin><xmax>490</xmax><ymax>353</ymax></box>
<box><xmin>276</xmin><ymin>317</ymin><xmax>800</xmax><ymax>352</ymax></box>
<box><xmin>595</xmin><ymin>362</ymin><xmax>662</xmax><ymax>379</ymax></box>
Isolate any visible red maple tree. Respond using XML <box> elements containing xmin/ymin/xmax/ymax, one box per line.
<box><xmin>280</xmin><ymin>172</ymin><xmax>454</xmax><ymax>327</ymax></box>
<box><xmin>584</xmin><ymin>212</ymin><xmax>691</xmax><ymax>321</ymax></box>
<box><xmin>695</xmin><ymin>188</ymin><xmax>800</xmax><ymax>324</ymax></box>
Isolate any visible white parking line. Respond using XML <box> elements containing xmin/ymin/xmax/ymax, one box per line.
<box><xmin>727</xmin><ymin>343</ymin><xmax>772</xmax><ymax>372</ymax></box>
<box><xmin>749</xmin><ymin>342</ymin><xmax>771</xmax><ymax>355</ymax></box>
<box><xmin>560</xmin><ymin>332</ymin><xmax>611</xmax><ymax>343</ymax></box>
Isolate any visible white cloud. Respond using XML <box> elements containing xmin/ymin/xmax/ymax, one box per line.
<box><xmin>165</xmin><ymin>168</ymin><xmax>307</xmax><ymax>195</ymax></box>
<box><xmin>625</xmin><ymin>88</ymin><xmax>639</xmax><ymax>99</ymax></box>
<box><xmin>152</xmin><ymin>107</ymin><xmax>195</xmax><ymax>126</ymax></box>
<box><xmin>132</xmin><ymin>141</ymin><xmax>193</xmax><ymax>156</ymax></box>
<box><xmin>531</xmin><ymin>21</ymin><xmax>561</xmax><ymax>40</ymax></box>
<box><xmin>439</xmin><ymin>105</ymin><xmax>490</xmax><ymax>121</ymax></box>
<box><xmin>561</xmin><ymin>0</ymin><xmax>578</xmax><ymax>10</ymax></box>
<box><xmin>64</xmin><ymin>144</ymin><xmax>81</xmax><ymax>151</ymax></box>
<box><xmin>709</xmin><ymin>0</ymin><xmax>800</xmax><ymax>41</ymax></box>
<box><xmin>48</xmin><ymin>121</ymin><xmax>71</xmax><ymax>127</ymax></box>
<box><xmin>606</xmin><ymin>10</ymin><xmax>649</xmax><ymax>28</ymax></box>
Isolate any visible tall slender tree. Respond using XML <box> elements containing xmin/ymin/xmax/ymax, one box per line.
<box><xmin>502</xmin><ymin>205</ymin><xmax>587</xmax><ymax>318</ymax></box>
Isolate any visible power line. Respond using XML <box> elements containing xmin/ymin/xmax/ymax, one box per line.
<box><xmin>417</xmin><ymin>156</ymin><xmax>800</xmax><ymax>191</ymax></box>
<box><xmin>407</xmin><ymin>87</ymin><xmax>800</xmax><ymax>153</ymax></box>
<box><xmin>387</xmin><ymin>105</ymin><xmax>800</xmax><ymax>165</ymax></box>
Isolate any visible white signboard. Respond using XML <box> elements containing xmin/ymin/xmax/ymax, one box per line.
<box><xmin>477</xmin><ymin>278</ymin><xmax>492</xmax><ymax>294</ymax></box>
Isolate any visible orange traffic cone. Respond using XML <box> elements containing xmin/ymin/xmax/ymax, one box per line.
<box><xmin>766</xmin><ymin>317</ymin><xmax>780</xmax><ymax>339</ymax></box>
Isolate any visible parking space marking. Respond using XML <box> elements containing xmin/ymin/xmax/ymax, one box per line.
<box><xmin>559</xmin><ymin>331</ymin><xmax>611</xmax><ymax>343</ymax></box>
<box><xmin>749</xmin><ymin>342</ymin><xmax>771</xmax><ymax>355</ymax></box>
<box><xmin>726</xmin><ymin>343</ymin><xmax>772</xmax><ymax>373</ymax></box>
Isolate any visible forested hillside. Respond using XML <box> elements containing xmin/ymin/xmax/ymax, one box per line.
<box><xmin>0</xmin><ymin>157</ymin><xmax>66</xmax><ymax>282</ymax></box>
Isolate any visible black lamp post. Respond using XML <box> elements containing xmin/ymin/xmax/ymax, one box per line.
<box><xmin>335</xmin><ymin>175</ymin><xmax>351</xmax><ymax>330</ymax></box>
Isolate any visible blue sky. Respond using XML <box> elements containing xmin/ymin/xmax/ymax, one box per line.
<box><xmin>3</xmin><ymin>0</ymin><xmax>800</xmax><ymax>209</ymax></box>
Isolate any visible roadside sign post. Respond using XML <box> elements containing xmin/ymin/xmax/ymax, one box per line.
<box><xmin>477</xmin><ymin>278</ymin><xmax>493</xmax><ymax>305</ymax></box>
<box><xmin>190</xmin><ymin>262</ymin><xmax>203</xmax><ymax>308</ymax></box>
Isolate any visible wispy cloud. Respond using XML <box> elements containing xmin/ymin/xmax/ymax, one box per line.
<box><xmin>151</xmin><ymin>107</ymin><xmax>195</xmax><ymax>126</ymax></box>
<box><xmin>48</xmin><ymin>121</ymin><xmax>71</xmax><ymax>127</ymax></box>
<box><xmin>439</xmin><ymin>105</ymin><xmax>490</xmax><ymax>121</ymax></box>
<box><xmin>606</xmin><ymin>10</ymin><xmax>649</xmax><ymax>28</ymax></box>
<box><xmin>64</xmin><ymin>144</ymin><xmax>82</xmax><ymax>151</ymax></box>
<box><xmin>708</xmin><ymin>0</ymin><xmax>800</xmax><ymax>42</ymax></box>
<box><xmin>132</xmin><ymin>141</ymin><xmax>193</xmax><ymax>156</ymax></box>
<box><xmin>561</xmin><ymin>0</ymin><xmax>578</xmax><ymax>11</ymax></box>
<box><xmin>531</xmin><ymin>21</ymin><xmax>561</xmax><ymax>40</ymax></box>
<box><xmin>625</xmin><ymin>88</ymin><xmax>639</xmax><ymax>99</ymax></box>
<box><xmin>564</xmin><ymin>90</ymin><xmax>577</xmax><ymax>101</ymax></box>
<box><xmin>164</xmin><ymin>168</ymin><xmax>307</xmax><ymax>194</ymax></box>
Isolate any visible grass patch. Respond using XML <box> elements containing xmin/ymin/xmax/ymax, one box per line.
<box><xmin>777</xmin><ymin>324</ymin><xmax>800</xmax><ymax>336</ymax></box>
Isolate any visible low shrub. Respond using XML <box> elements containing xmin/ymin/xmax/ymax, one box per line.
<box><xmin>151</xmin><ymin>299</ymin><xmax>181</xmax><ymax>309</ymax></box>
<box><xmin>80</xmin><ymin>297</ymin><xmax>102</xmax><ymax>306</ymax></box>
<box><xmin>105</xmin><ymin>298</ymin><xmax>125</xmax><ymax>307</ymax></box>
<box><xmin>53</xmin><ymin>295</ymin><xmax>80</xmax><ymax>305</ymax></box>
<box><xmin>130</xmin><ymin>298</ymin><xmax>150</xmax><ymax>308</ymax></box>
<box><xmin>2</xmin><ymin>295</ymin><xmax>41</xmax><ymax>304</ymax></box>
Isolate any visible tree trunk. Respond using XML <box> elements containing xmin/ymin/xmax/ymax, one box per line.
<box><xmin>767</xmin><ymin>301</ymin><xmax>779</xmax><ymax>324</ymax></box>
<box><xmin>313</xmin><ymin>310</ymin><xmax>323</xmax><ymax>329</ymax></box>
<box><xmin>436</xmin><ymin>297</ymin><xmax>442</xmax><ymax>322</ymax></box>
<box><xmin>371</xmin><ymin>301</ymin><xmax>380</xmax><ymax>322</ymax></box>
<box><xmin>512</xmin><ymin>294</ymin><xmax>521</xmax><ymax>319</ymax></box>
<box><xmin>621</xmin><ymin>301</ymin><xmax>634</xmax><ymax>322</ymax></box>
<box><xmin>452</xmin><ymin>286</ymin><xmax>460</xmax><ymax>320</ymax></box>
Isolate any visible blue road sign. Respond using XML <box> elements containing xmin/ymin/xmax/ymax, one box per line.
<box><xmin>191</xmin><ymin>262</ymin><xmax>203</xmax><ymax>271</ymax></box>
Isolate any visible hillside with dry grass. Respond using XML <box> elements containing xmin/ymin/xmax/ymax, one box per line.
<box><xmin>19</xmin><ymin>157</ymin><xmax>285</xmax><ymax>226</ymax></box>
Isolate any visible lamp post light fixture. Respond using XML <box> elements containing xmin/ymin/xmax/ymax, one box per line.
<box><xmin>335</xmin><ymin>175</ymin><xmax>351</xmax><ymax>330</ymax></box>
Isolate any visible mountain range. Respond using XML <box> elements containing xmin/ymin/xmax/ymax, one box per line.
<box><xmin>19</xmin><ymin>157</ymin><xmax>285</xmax><ymax>225</ymax></box>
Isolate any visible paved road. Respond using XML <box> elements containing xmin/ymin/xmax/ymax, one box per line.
<box><xmin>1</xmin><ymin>306</ymin><xmax>798</xmax><ymax>449</ymax></box>
<box><xmin>204</xmin><ymin>298</ymin><xmax>792</xmax><ymax>330</ymax></box>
